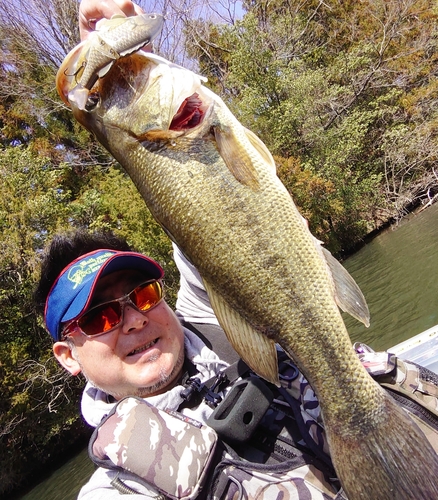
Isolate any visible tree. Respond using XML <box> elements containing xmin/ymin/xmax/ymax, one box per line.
<box><xmin>186</xmin><ymin>0</ymin><xmax>438</xmax><ymax>252</ymax></box>
<box><xmin>0</xmin><ymin>140</ymin><xmax>181</xmax><ymax>495</ymax></box>
<box><xmin>0</xmin><ymin>146</ymin><xmax>81</xmax><ymax>493</ymax></box>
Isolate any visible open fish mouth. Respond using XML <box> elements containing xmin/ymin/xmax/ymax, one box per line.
<box><xmin>57</xmin><ymin>45</ymin><xmax>211</xmax><ymax>137</ymax></box>
<box><xmin>169</xmin><ymin>93</ymin><xmax>204</xmax><ymax>131</ymax></box>
<box><xmin>57</xmin><ymin>41</ymin><xmax>88</xmax><ymax>106</ymax></box>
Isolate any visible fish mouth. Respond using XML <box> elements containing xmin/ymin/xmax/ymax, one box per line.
<box><xmin>127</xmin><ymin>338</ymin><xmax>159</xmax><ymax>356</ymax></box>
<box><xmin>56</xmin><ymin>41</ymin><xmax>87</xmax><ymax>106</ymax></box>
<box><xmin>169</xmin><ymin>93</ymin><xmax>204</xmax><ymax>131</ymax></box>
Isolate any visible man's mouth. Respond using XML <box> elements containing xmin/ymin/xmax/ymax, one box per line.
<box><xmin>128</xmin><ymin>338</ymin><xmax>159</xmax><ymax>356</ymax></box>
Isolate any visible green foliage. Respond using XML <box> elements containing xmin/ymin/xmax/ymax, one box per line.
<box><xmin>2</xmin><ymin>0</ymin><xmax>438</xmax><ymax>494</ymax></box>
<box><xmin>0</xmin><ymin>150</ymin><xmax>82</xmax><ymax>493</ymax></box>
<box><xmin>189</xmin><ymin>0</ymin><xmax>438</xmax><ymax>251</ymax></box>
<box><xmin>0</xmin><ymin>1</ymin><xmax>179</xmax><ymax>488</ymax></box>
<box><xmin>0</xmin><ymin>144</ymin><xmax>176</xmax><ymax>495</ymax></box>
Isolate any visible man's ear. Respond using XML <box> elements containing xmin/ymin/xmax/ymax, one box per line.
<box><xmin>53</xmin><ymin>342</ymin><xmax>81</xmax><ymax>376</ymax></box>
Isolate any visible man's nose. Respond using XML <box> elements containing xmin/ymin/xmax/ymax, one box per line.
<box><xmin>121</xmin><ymin>305</ymin><xmax>148</xmax><ymax>333</ymax></box>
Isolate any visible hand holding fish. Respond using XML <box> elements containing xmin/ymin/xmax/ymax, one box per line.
<box><xmin>79</xmin><ymin>0</ymin><xmax>145</xmax><ymax>40</ymax></box>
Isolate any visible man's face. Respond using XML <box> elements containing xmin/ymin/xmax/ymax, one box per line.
<box><xmin>55</xmin><ymin>270</ymin><xmax>185</xmax><ymax>399</ymax></box>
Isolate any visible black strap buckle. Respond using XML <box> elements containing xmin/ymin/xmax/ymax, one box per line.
<box><xmin>204</xmin><ymin>371</ymin><xmax>228</xmax><ymax>408</ymax></box>
<box><xmin>180</xmin><ymin>372</ymin><xmax>229</xmax><ymax>409</ymax></box>
<box><xmin>180</xmin><ymin>377</ymin><xmax>204</xmax><ymax>403</ymax></box>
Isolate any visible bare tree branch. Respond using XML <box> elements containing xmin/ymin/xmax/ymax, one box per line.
<box><xmin>0</xmin><ymin>0</ymin><xmax>79</xmax><ymax>69</ymax></box>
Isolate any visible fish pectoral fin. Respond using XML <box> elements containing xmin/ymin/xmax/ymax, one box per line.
<box><xmin>244</xmin><ymin>127</ymin><xmax>277</xmax><ymax>173</ymax></box>
<box><xmin>203</xmin><ymin>280</ymin><xmax>280</xmax><ymax>386</ymax></box>
<box><xmin>213</xmin><ymin>126</ymin><xmax>260</xmax><ymax>189</ymax></box>
<box><xmin>321</xmin><ymin>246</ymin><xmax>370</xmax><ymax>327</ymax></box>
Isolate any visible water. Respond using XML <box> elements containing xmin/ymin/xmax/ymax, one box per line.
<box><xmin>342</xmin><ymin>202</ymin><xmax>438</xmax><ymax>350</ymax></box>
<box><xmin>17</xmin><ymin>447</ymin><xmax>94</xmax><ymax>500</ymax></box>
<box><xmin>18</xmin><ymin>203</ymin><xmax>438</xmax><ymax>498</ymax></box>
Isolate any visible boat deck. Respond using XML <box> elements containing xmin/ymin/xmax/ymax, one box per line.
<box><xmin>389</xmin><ymin>324</ymin><xmax>438</xmax><ymax>374</ymax></box>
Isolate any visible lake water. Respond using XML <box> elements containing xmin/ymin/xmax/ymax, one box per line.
<box><xmin>342</xmin><ymin>202</ymin><xmax>438</xmax><ymax>350</ymax></box>
<box><xmin>18</xmin><ymin>446</ymin><xmax>94</xmax><ymax>500</ymax></box>
<box><xmin>18</xmin><ymin>202</ymin><xmax>438</xmax><ymax>499</ymax></box>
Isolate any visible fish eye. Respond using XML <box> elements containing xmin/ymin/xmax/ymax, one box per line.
<box><xmin>85</xmin><ymin>92</ymin><xmax>100</xmax><ymax>111</ymax></box>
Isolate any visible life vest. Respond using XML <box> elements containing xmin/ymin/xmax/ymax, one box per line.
<box><xmin>88</xmin><ymin>346</ymin><xmax>438</xmax><ymax>500</ymax></box>
<box><xmin>355</xmin><ymin>342</ymin><xmax>438</xmax><ymax>453</ymax></box>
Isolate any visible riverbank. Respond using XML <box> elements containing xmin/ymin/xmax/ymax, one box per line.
<box><xmin>338</xmin><ymin>197</ymin><xmax>438</xmax><ymax>260</ymax></box>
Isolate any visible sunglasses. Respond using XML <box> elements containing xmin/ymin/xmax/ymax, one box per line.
<box><xmin>62</xmin><ymin>280</ymin><xmax>164</xmax><ymax>339</ymax></box>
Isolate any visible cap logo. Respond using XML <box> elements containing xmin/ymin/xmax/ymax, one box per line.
<box><xmin>67</xmin><ymin>251</ymin><xmax>114</xmax><ymax>289</ymax></box>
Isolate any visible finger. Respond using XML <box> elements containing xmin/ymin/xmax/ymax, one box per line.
<box><xmin>79</xmin><ymin>0</ymin><xmax>144</xmax><ymax>40</ymax></box>
<box><xmin>110</xmin><ymin>0</ymin><xmax>144</xmax><ymax>16</ymax></box>
<box><xmin>132</xmin><ymin>3</ymin><xmax>145</xmax><ymax>16</ymax></box>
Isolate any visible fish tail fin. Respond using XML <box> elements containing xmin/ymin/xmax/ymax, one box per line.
<box><xmin>328</xmin><ymin>395</ymin><xmax>438</xmax><ymax>499</ymax></box>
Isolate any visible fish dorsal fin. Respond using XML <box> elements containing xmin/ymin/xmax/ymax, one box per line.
<box><xmin>320</xmin><ymin>246</ymin><xmax>370</xmax><ymax>327</ymax></box>
<box><xmin>244</xmin><ymin>127</ymin><xmax>277</xmax><ymax>173</ymax></box>
<box><xmin>203</xmin><ymin>280</ymin><xmax>280</xmax><ymax>386</ymax></box>
<box><xmin>213</xmin><ymin>126</ymin><xmax>260</xmax><ymax>189</ymax></box>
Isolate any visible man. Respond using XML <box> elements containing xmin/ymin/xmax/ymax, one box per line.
<box><xmin>36</xmin><ymin>230</ymin><xmax>342</xmax><ymax>499</ymax></box>
<box><xmin>36</xmin><ymin>231</ymin><xmax>438</xmax><ymax>500</ymax></box>
<box><xmin>35</xmin><ymin>230</ymin><xmax>234</xmax><ymax>497</ymax></box>
<box><xmin>42</xmin><ymin>3</ymin><xmax>438</xmax><ymax>498</ymax></box>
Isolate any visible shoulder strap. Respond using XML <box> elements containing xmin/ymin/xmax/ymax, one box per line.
<box><xmin>182</xmin><ymin>321</ymin><xmax>241</xmax><ymax>364</ymax></box>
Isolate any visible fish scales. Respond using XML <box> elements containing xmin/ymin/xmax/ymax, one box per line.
<box><xmin>120</xmin><ymin>111</ymin><xmax>374</xmax><ymax>417</ymax></box>
<box><xmin>56</xmin><ymin>20</ymin><xmax>438</xmax><ymax>500</ymax></box>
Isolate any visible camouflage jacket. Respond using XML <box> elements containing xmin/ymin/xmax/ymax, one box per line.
<box><xmin>83</xmin><ymin>351</ymin><xmax>345</xmax><ymax>500</ymax></box>
<box><xmin>79</xmin><ymin>338</ymin><xmax>438</xmax><ymax>500</ymax></box>
<box><xmin>78</xmin><ymin>328</ymin><xmax>228</xmax><ymax>499</ymax></box>
<box><xmin>78</xmin><ymin>329</ymin><xmax>343</xmax><ymax>500</ymax></box>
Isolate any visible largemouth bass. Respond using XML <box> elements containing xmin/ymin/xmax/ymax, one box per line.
<box><xmin>56</xmin><ymin>17</ymin><xmax>438</xmax><ymax>499</ymax></box>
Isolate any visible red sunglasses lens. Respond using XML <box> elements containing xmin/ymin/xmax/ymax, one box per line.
<box><xmin>78</xmin><ymin>302</ymin><xmax>122</xmax><ymax>336</ymax></box>
<box><xmin>131</xmin><ymin>281</ymin><xmax>163</xmax><ymax>311</ymax></box>
<box><xmin>76</xmin><ymin>281</ymin><xmax>163</xmax><ymax>336</ymax></box>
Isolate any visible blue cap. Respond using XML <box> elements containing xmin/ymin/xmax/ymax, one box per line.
<box><xmin>44</xmin><ymin>249</ymin><xmax>164</xmax><ymax>340</ymax></box>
